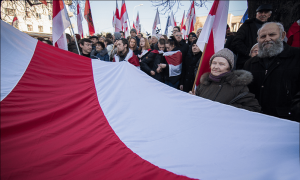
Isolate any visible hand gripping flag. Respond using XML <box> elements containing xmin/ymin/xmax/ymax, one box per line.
<box><xmin>1</xmin><ymin>20</ymin><xmax>300</xmax><ymax>180</ymax></box>
<box><xmin>114</xmin><ymin>0</ymin><xmax>122</xmax><ymax>32</ymax></box>
<box><xmin>77</xmin><ymin>1</ymin><xmax>84</xmax><ymax>38</ymax></box>
<box><xmin>152</xmin><ymin>8</ymin><xmax>160</xmax><ymax>35</ymax></box>
<box><xmin>195</xmin><ymin>0</ymin><xmax>229</xmax><ymax>88</ymax></box>
<box><xmin>113</xmin><ymin>49</ymin><xmax>140</xmax><ymax>68</ymax></box>
<box><xmin>163</xmin><ymin>50</ymin><xmax>183</xmax><ymax>77</ymax></box>
<box><xmin>84</xmin><ymin>0</ymin><xmax>95</xmax><ymax>36</ymax></box>
<box><xmin>52</xmin><ymin>0</ymin><xmax>70</xmax><ymax>51</ymax></box>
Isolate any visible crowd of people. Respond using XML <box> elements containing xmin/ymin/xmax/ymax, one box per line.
<box><xmin>37</xmin><ymin>4</ymin><xmax>300</xmax><ymax>122</ymax></box>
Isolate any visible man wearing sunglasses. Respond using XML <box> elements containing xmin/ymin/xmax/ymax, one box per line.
<box><xmin>231</xmin><ymin>4</ymin><xmax>273</xmax><ymax>70</ymax></box>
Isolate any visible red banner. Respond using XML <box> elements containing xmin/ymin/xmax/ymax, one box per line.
<box><xmin>84</xmin><ymin>0</ymin><xmax>95</xmax><ymax>36</ymax></box>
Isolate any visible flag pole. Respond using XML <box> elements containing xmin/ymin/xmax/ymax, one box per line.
<box><xmin>66</xmin><ymin>8</ymin><xmax>81</xmax><ymax>55</ymax></box>
<box><xmin>192</xmin><ymin>43</ymin><xmax>207</xmax><ymax>93</ymax></box>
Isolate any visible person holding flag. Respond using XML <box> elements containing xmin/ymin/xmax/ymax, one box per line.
<box><xmin>158</xmin><ymin>36</ymin><xmax>182</xmax><ymax>89</ymax></box>
<box><xmin>113</xmin><ymin>38</ymin><xmax>140</xmax><ymax>68</ymax></box>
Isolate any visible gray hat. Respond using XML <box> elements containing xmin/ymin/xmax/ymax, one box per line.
<box><xmin>130</xmin><ymin>28</ymin><xmax>137</xmax><ymax>33</ymax></box>
<box><xmin>114</xmin><ymin>32</ymin><xmax>121</xmax><ymax>40</ymax></box>
<box><xmin>209</xmin><ymin>48</ymin><xmax>234</xmax><ymax>70</ymax></box>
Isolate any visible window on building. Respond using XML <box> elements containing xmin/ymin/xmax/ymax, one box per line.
<box><xmin>5</xmin><ymin>8</ymin><xmax>15</xmax><ymax>16</ymax></box>
<box><xmin>38</xmin><ymin>26</ymin><xmax>43</xmax><ymax>32</ymax></box>
<box><xmin>50</xmin><ymin>27</ymin><xmax>52</xmax><ymax>33</ymax></box>
<box><xmin>26</xmin><ymin>11</ymin><xmax>32</xmax><ymax>18</ymax></box>
<box><xmin>36</xmin><ymin>13</ymin><xmax>41</xmax><ymax>19</ymax></box>
<box><xmin>27</xmin><ymin>24</ymin><xmax>33</xmax><ymax>31</ymax></box>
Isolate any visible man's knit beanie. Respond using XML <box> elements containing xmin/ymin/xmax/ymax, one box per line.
<box><xmin>209</xmin><ymin>48</ymin><xmax>234</xmax><ymax>70</ymax></box>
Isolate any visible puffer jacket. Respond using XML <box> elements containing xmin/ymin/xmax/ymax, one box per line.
<box><xmin>196</xmin><ymin>70</ymin><xmax>261</xmax><ymax>112</ymax></box>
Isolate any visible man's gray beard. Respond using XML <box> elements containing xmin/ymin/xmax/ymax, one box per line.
<box><xmin>257</xmin><ymin>38</ymin><xmax>284</xmax><ymax>58</ymax></box>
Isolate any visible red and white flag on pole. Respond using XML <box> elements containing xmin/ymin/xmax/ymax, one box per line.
<box><xmin>185</xmin><ymin>0</ymin><xmax>196</xmax><ymax>39</ymax></box>
<box><xmin>152</xmin><ymin>8</ymin><xmax>160</xmax><ymax>35</ymax></box>
<box><xmin>52</xmin><ymin>0</ymin><xmax>70</xmax><ymax>51</ymax></box>
<box><xmin>180</xmin><ymin>10</ymin><xmax>186</xmax><ymax>39</ymax></box>
<box><xmin>120</xmin><ymin>0</ymin><xmax>129</xmax><ymax>37</ymax></box>
<box><xmin>195</xmin><ymin>0</ymin><xmax>229</xmax><ymax>87</ymax></box>
<box><xmin>136</xmin><ymin>11</ymin><xmax>140</xmax><ymax>34</ymax></box>
<box><xmin>12</xmin><ymin>15</ymin><xmax>18</xmax><ymax>27</ymax></box>
<box><xmin>84</xmin><ymin>0</ymin><xmax>95</xmax><ymax>36</ymax></box>
<box><xmin>163</xmin><ymin>50</ymin><xmax>183</xmax><ymax>77</ymax></box>
<box><xmin>1</xmin><ymin>20</ymin><xmax>299</xmax><ymax>180</ymax></box>
<box><xmin>113</xmin><ymin>0</ymin><xmax>122</xmax><ymax>32</ymax></box>
<box><xmin>170</xmin><ymin>11</ymin><xmax>177</xmax><ymax>27</ymax></box>
<box><xmin>77</xmin><ymin>1</ymin><xmax>83</xmax><ymax>38</ymax></box>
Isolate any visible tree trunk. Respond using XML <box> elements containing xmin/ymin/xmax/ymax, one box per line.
<box><xmin>247</xmin><ymin>0</ymin><xmax>300</xmax><ymax>31</ymax></box>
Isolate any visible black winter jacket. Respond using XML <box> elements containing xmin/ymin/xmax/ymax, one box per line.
<box><xmin>140</xmin><ymin>51</ymin><xmax>164</xmax><ymax>82</ymax></box>
<box><xmin>244</xmin><ymin>43</ymin><xmax>300</xmax><ymax>120</ymax></box>
<box><xmin>231</xmin><ymin>18</ymin><xmax>265</xmax><ymax>69</ymax></box>
<box><xmin>180</xmin><ymin>47</ymin><xmax>202</xmax><ymax>92</ymax></box>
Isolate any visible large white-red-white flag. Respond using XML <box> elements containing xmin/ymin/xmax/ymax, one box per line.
<box><xmin>163</xmin><ymin>50</ymin><xmax>183</xmax><ymax>77</ymax></box>
<box><xmin>180</xmin><ymin>10</ymin><xmax>186</xmax><ymax>39</ymax></box>
<box><xmin>152</xmin><ymin>8</ymin><xmax>160</xmax><ymax>35</ymax></box>
<box><xmin>1</xmin><ymin>20</ymin><xmax>299</xmax><ymax>180</ymax></box>
<box><xmin>113</xmin><ymin>0</ymin><xmax>122</xmax><ymax>32</ymax></box>
<box><xmin>195</xmin><ymin>0</ymin><xmax>229</xmax><ymax>87</ymax></box>
<box><xmin>120</xmin><ymin>0</ymin><xmax>129</xmax><ymax>37</ymax></box>
<box><xmin>52</xmin><ymin>0</ymin><xmax>70</xmax><ymax>51</ymax></box>
<box><xmin>77</xmin><ymin>1</ymin><xmax>83</xmax><ymax>38</ymax></box>
<box><xmin>184</xmin><ymin>0</ymin><xmax>196</xmax><ymax>39</ymax></box>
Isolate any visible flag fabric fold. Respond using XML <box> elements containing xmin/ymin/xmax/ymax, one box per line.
<box><xmin>152</xmin><ymin>8</ymin><xmax>160</xmax><ymax>35</ymax></box>
<box><xmin>195</xmin><ymin>0</ymin><xmax>229</xmax><ymax>87</ymax></box>
<box><xmin>84</xmin><ymin>0</ymin><xmax>95</xmax><ymax>36</ymax></box>
<box><xmin>1</xmin><ymin>20</ymin><xmax>300</xmax><ymax>180</ymax></box>
<box><xmin>52</xmin><ymin>0</ymin><xmax>70</xmax><ymax>51</ymax></box>
<box><xmin>163</xmin><ymin>50</ymin><xmax>183</xmax><ymax>77</ymax></box>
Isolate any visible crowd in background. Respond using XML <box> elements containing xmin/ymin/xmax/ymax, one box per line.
<box><xmin>36</xmin><ymin>4</ymin><xmax>300</xmax><ymax>122</ymax></box>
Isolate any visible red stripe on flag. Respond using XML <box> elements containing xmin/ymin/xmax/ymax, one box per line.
<box><xmin>165</xmin><ymin>51</ymin><xmax>182</xmax><ymax>66</ymax></box>
<box><xmin>53</xmin><ymin>0</ymin><xmax>64</xmax><ymax>18</ymax></box>
<box><xmin>0</xmin><ymin>42</ymin><xmax>194</xmax><ymax>180</ymax></box>
<box><xmin>208</xmin><ymin>0</ymin><xmax>220</xmax><ymax>16</ymax></box>
<box><xmin>195</xmin><ymin>29</ymin><xmax>215</xmax><ymax>86</ymax></box>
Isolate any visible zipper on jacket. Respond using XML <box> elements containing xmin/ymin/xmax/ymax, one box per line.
<box><xmin>265</xmin><ymin>70</ymin><xmax>268</xmax><ymax>75</ymax></box>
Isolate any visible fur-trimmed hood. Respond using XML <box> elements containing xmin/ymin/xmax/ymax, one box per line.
<box><xmin>200</xmin><ymin>70</ymin><xmax>253</xmax><ymax>87</ymax></box>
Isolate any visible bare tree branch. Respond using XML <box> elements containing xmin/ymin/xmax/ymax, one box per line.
<box><xmin>151</xmin><ymin>0</ymin><xmax>207</xmax><ymax>15</ymax></box>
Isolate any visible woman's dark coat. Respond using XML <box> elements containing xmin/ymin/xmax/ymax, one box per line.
<box><xmin>196</xmin><ymin>70</ymin><xmax>261</xmax><ymax>112</ymax></box>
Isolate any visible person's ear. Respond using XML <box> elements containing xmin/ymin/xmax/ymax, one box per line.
<box><xmin>281</xmin><ymin>31</ymin><xmax>286</xmax><ymax>41</ymax></box>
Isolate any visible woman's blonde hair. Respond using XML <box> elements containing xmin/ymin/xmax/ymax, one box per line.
<box><xmin>139</xmin><ymin>37</ymin><xmax>150</xmax><ymax>51</ymax></box>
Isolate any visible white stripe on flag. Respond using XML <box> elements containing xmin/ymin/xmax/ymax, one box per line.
<box><xmin>0</xmin><ymin>21</ymin><xmax>37</xmax><ymax>101</ymax></box>
<box><xmin>169</xmin><ymin>64</ymin><xmax>182</xmax><ymax>77</ymax></box>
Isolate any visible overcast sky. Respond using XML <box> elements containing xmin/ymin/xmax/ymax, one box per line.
<box><xmin>69</xmin><ymin>0</ymin><xmax>247</xmax><ymax>36</ymax></box>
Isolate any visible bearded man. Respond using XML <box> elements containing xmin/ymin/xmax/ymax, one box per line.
<box><xmin>113</xmin><ymin>38</ymin><xmax>140</xmax><ymax>68</ymax></box>
<box><xmin>244</xmin><ymin>22</ymin><xmax>300</xmax><ymax>121</ymax></box>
